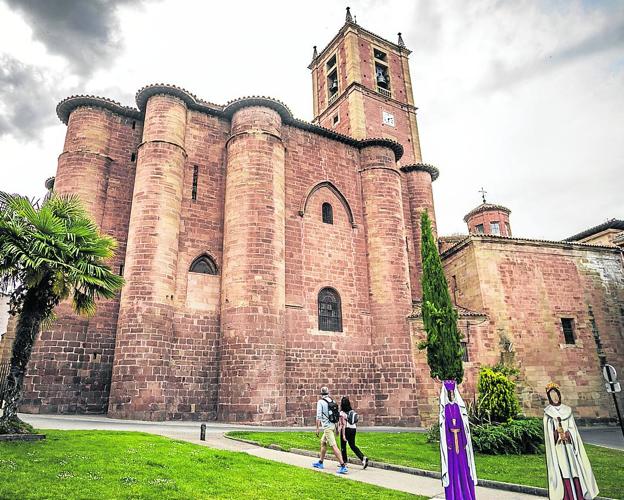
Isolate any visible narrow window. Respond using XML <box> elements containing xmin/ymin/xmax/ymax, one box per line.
<box><xmin>490</xmin><ymin>221</ymin><xmax>500</xmax><ymax>235</ymax></box>
<box><xmin>119</xmin><ymin>264</ymin><xmax>124</xmax><ymax>276</ymax></box>
<box><xmin>332</xmin><ymin>113</ymin><xmax>340</xmax><ymax>126</ymax></box>
<box><xmin>191</xmin><ymin>166</ymin><xmax>199</xmax><ymax>201</ymax></box>
<box><xmin>561</xmin><ymin>318</ymin><xmax>575</xmax><ymax>344</ymax></box>
<box><xmin>322</xmin><ymin>203</ymin><xmax>333</xmax><ymax>224</ymax></box>
<box><xmin>318</xmin><ymin>288</ymin><xmax>342</xmax><ymax>332</ymax></box>
<box><xmin>505</xmin><ymin>222</ymin><xmax>511</xmax><ymax>237</ymax></box>
<box><xmin>461</xmin><ymin>341</ymin><xmax>469</xmax><ymax>362</ymax></box>
<box><xmin>130</xmin><ymin>152</ymin><xmax>136</xmax><ymax>162</ymax></box>
<box><xmin>132</xmin><ymin>120</ymin><xmax>136</xmax><ymax>130</ymax></box>
<box><xmin>475</xmin><ymin>224</ymin><xmax>484</xmax><ymax>234</ymax></box>
<box><xmin>189</xmin><ymin>254</ymin><xmax>218</xmax><ymax>275</ymax></box>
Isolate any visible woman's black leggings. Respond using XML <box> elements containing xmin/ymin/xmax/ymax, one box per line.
<box><xmin>341</xmin><ymin>427</ymin><xmax>364</xmax><ymax>462</ymax></box>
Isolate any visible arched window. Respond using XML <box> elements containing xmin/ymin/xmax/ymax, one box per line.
<box><xmin>318</xmin><ymin>287</ymin><xmax>342</xmax><ymax>332</ymax></box>
<box><xmin>322</xmin><ymin>203</ymin><xmax>333</xmax><ymax>224</ymax></box>
<box><xmin>189</xmin><ymin>254</ymin><xmax>218</xmax><ymax>275</ymax></box>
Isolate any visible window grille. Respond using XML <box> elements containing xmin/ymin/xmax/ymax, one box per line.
<box><xmin>318</xmin><ymin>288</ymin><xmax>342</xmax><ymax>332</ymax></box>
<box><xmin>322</xmin><ymin>203</ymin><xmax>333</xmax><ymax>224</ymax></box>
<box><xmin>190</xmin><ymin>255</ymin><xmax>218</xmax><ymax>275</ymax></box>
<box><xmin>192</xmin><ymin>166</ymin><xmax>199</xmax><ymax>201</ymax></box>
<box><xmin>561</xmin><ymin>318</ymin><xmax>575</xmax><ymax>344</ymax></box>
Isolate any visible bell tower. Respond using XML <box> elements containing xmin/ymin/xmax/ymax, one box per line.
<box><xmin>310</xmin><ymin>8</ymin><xmax>439</xmax><ymax>303</ymax></box>
<box><xmin>309</xmin><ymin>7</ymin><xmax>422</xmax><ymax>164</ymax></box>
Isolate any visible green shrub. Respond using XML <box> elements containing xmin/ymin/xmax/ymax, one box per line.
<box><xmin>477</xmin><ymin>367</ymin><xmax>520</xmax><ymax>423</ymax></box>
<box><xmin>472</xmin><ymin>418</ymin><xmax>543</xmax><ymax>455</ymax></box>
<box><xmin>427</xmin><ymin>423</ymin><xmax>440</xmax><ymax>443</ymax></box>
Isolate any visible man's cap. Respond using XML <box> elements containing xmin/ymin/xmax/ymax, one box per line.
<box><xmin>320</xmin><ymin>386</ymin><xmax>329</xmax><ymax>395</ymax></box>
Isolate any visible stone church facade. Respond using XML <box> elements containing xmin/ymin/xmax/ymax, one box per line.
<box><xmin>8</xmin><ymin>11</ymin><xmax>623</xmax><ymax>425</ymax></box>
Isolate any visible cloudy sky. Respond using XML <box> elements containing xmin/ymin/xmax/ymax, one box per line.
<box><xmin>0</xmin><ymin>0</ymin><xmax>622</xmax><ymax>239</ymax></box>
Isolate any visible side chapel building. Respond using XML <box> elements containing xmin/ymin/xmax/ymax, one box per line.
<box><xmin>4</xmin><ymin>9</ymin><xmax>623</xmax><ymax>425</ymax></box>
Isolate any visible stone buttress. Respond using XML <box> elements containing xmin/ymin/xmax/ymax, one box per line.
<box><xmin>218</xmin><ymin>101</ymin><xmax>287</xmax><ymax>424</ymax></box>
<box><xmin>108</xmin><ymin>94</ymin><xmax>187</xmax><ymax>420</ymax></box>
<box><xmin>359</xmin><ymin>141</ymin><xmax>419</xmax><ymax>425</ymax></box>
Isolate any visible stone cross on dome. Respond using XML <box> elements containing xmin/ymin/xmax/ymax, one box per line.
<box><xmin>479</xmin><ymin>187</ymin><xmax>487</xmax><ymax>204</ymax></box>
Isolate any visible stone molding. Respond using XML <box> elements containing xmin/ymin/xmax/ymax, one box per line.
<box><xmin>298</xmin><ymin>180</ymin><xmax>356</xmax><ymax>228</ymax></box>
<box><xmin>400</xmin><ymin>163</ymin><xmax>439</xmax><ymax>181</ymax></box>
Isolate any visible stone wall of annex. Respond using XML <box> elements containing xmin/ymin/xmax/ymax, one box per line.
<box><xmin>441</xmin><ymin>236</ymin><xmax>624</xmax><ymax>420</ymax></box>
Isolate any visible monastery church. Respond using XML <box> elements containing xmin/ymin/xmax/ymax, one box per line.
<box><xmin>1</xmin><ymin>9</ymin><xmax>622</xmax><ymax>425</ymax></box>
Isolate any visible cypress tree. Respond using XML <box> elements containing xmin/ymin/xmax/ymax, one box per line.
<box><xmin>419</xmin><ymin>211</ymin><xmax>464</xmax><ymax>383</ymax></box>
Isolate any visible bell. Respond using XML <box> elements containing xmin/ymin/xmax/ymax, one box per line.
<box><xmin>376</xmin><ymin>68</ymin><xmax>387</xmax><ymax>84</ymax></box>
<box><xmin>330</xmin><ymin>79</ymin><xmax>338</xmax><ymax>91</ymax></box>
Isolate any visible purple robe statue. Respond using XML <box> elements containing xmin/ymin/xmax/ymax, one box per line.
<box><xmin>439</xmin><ymin>380</ymin><xmax>477</xmax><ymax>500</ymax></box>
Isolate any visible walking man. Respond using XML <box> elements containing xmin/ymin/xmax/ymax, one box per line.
<box><xmin>312</xmin><ymin>386</ymin><xmax>348</xmax><ymax>474</ymax></box>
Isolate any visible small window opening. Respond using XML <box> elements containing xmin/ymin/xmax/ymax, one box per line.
<box><xmin>460</xmin><ymin>340</ymin><xmax>469</xmax><ymax>362</ymax></box>
<box><xmin>322</xmin><ymin>203</ymin><xmax>333</xmax><ymax>224</ymax></box>
<box><xmin>332</xmin><ymin>113</ymin><xmax>340</xmax><ymax>126</ymax></box>
<box><xmin>119</xmin><ymin>264</ymin><xmax>124</xmax><ymax>276</ymax></box>
<box><xmin>373</xmin><ymin>48</ymin><xmax>387</xmax><ymax>61</ymax></box>
<box><xmin>131</xmin><ymin>120</ymin><xmax>136</xmax><ymax>130</ymax></box>
<box><xmin>191</xmin><ymin>165</ymin><xmax>199</xmax><ymax>201</ymax></box>
<box><xmin>505</xmin><ymin>222</ymin><xmax>511</xmax><ymax>237</ymax></box>
<box><xmin>326</xmin><ymin>54</ymin><xmax>337</xmax><ymax>71</ymax></box>
<box><xmin>561</xmin><ymin>318</ymin><xmax>575</xmax><ymax>344</ymax></box>
<box><xmin>318</xmin><ymin>287</ymin><xmax>342</xmax><ymax>332</ymax></box>
<box><xmin>190</xmin><ymin>255</ymin><xmax>218</xmax><ymax>275</ymax></box>
<box><xmin>490</xmin><ymin>221</ymin><xmax>500</xmax><ymax>235</ymax></box>
<box><xmin>475</xmin><ymin>224</ymin><xmax>484</xmax><ymax>234</ymax></box>
<box><xmin>130</xmin><ymin>152</ymin><xmax>136</xmax><ymax>162</ymax></box>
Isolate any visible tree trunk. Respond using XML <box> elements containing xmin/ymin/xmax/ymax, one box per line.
<box><xmin>0</xmin><ymin>288</ymin><xmax>44</xmax><ymax>431</ymax></box>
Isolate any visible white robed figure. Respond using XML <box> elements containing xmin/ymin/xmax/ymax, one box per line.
<box><xmin>439</xmin><ymin>380</ymin><xmax>478</xmax><ymax>499</ymax></box>
<box><xmin>543</xmin><ymin>383</ymin><xmax>599</xmax><ymax>500</ymax></box>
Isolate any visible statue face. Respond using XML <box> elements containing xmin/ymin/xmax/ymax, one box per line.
<box><xmin>444</xmin><ymin>380</ymin><xmax>456</xmax><ymax>402</ymax></box>
<box><xmin>547</xmin><ymin>387</ymin><xmax>562</xmax><ymax>406</ymax></box>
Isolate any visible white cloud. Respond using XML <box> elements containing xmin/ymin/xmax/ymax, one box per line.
<box><xmin>0</xmin><ymin>0</ymin><xmax>622</xmax><ymax>240</ymax></box>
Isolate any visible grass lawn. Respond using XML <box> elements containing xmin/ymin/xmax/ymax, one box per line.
<box><xmin>227</xmin><ymin>431</ymin><xmax>624</xmax><ymax>499</ymax></box>
<box><xmin>0</xmin><ymin>430</ymin><xmax>424</xmax><ymax>500</ymax></box>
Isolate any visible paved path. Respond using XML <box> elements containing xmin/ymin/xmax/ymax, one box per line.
<box><xmin>20</xmin><ymin>414</ymin><xmax>540</xmax><ymax>499</ymax></box>
<box><xmin>579</xmin><ymin>426</ymin><xmax>624</xmax><ymax>451</ymax></box>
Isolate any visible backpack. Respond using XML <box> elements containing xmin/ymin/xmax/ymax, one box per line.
<box><xmin>347</xmin><ymin>409</ymin><xmax>359</xmax><ymax>425</ymax></box>
<box><xmin>323</xmin><ymin>397</ymin><xmax>340</xmax><ymax>424</ymax></box>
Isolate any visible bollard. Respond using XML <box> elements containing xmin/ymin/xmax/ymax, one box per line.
<box><xmin>200</xmin><ymin>423</ymin><xmax>206</xmax><ymax>441</ymax></box>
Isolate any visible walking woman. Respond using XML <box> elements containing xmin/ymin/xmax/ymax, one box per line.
<box><xmin>338</xmin><ymin>397</ymin><xmax>369</xmax><ymax>469</ymax></box>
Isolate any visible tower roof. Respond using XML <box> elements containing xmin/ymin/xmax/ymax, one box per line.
<box><xmin>463</xmin><ymin>203</ymin><xmax>511</xmax><ymax>223</ymax></box>
<box><xmin>564</xmin><ymin>218</ymin><xmax>624</xmax><ymax>242</ymax></box>
<box><xmin>309</xmin><ymin>7</ymin><xmax>410</xmax><ymax>69</ymax></box>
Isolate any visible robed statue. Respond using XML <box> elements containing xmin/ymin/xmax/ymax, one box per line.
<box><xmin>439</xmin><ymin>380</ymin><xmax>477</xmax><ymax>500</ymax></box>
<box><xmin>543</xmin><ymin>382</ymin><xmax>599</xmax><ymax>500</ymax></box>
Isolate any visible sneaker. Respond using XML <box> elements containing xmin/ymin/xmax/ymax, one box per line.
<box><xmin>362</xmin><ymin>457</ymin><xmax>369</xmax><ymax>470</ymax></box>
<box><xmin>312</xmin><ymin>461</ymin><xmax>324</xmax><ymax>469</ymax></box>
<box><xmin>337</xmin><ymin>465</ymin><xmax>348</xmax><ymax>474</ymax></box>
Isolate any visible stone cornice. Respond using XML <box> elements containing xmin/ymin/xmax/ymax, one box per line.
<box><xmin>463</xmin><ymin>203</ymin><xmax>511</xmax><ymax>222</ymax></box>
<box><xmin>440</xmin><ymin>233</ymin><xmax>622</xmax><ymax>260</ymax></box>
<box><xmin>56</xmin><ymin>83</ymin><xmax>405</xmax><ymax>161</ymax></box>
<box><xmin>359</xmin><ymin>138</ymin><xmax>404</xmax><ymax>161</ymax></box>
<box><xmin>56</xmin><ymin>95</ymin><xmax>142</xmax><ymax>124</ymax></box>
<box><xmin>400</xmin><ymin>163</ymin><xmax>439</xmax><ymax>181</ymax></box>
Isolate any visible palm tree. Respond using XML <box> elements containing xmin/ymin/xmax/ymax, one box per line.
<box><xmin>0</xmin><ymin>192</ymin><xmax>123</xmax><ymax>433</ymax></box>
